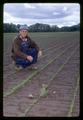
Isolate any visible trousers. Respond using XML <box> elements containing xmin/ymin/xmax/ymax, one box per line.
<box><xmin>15</xmin><ymin>41</ymin><xmax>38</xmax><ymax>68</ymax></box>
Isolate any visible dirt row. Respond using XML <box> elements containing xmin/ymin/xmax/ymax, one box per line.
<box><xmin>3</xmin><ymin>41</ymin><xmax>79</xmax><ymax>116</ymax></box>
<box><xmin>3</xmin><ymin>32</ymin><xmax>80</xmax><ymax>116</ymax></box>
<box><xmin>3</xmin><ymin>39</ymin><xmax>66</xmax><ymax>78</ymax></box>
<box><xmin>3</xmin><ymin>39</ymin><xmax>74</xmax><ymax>94</ymax></box>
<box><xmin>25</xmin><ymin>49</ymin><xmax>79</xmax><ymax>117</ymax></box>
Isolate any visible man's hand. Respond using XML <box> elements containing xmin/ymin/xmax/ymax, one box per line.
<box><xmin>26</xmin><ymin>55</ymin><xmax>33</xmax><ymax>62</ymax></box>
<box><xmin>38</xmin><ymin>50</ymin><xmax>42</xmax><ymax>58</ymax></box>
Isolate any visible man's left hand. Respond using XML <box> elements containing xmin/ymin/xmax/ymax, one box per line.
<box><xmin>38</xmin><ymin>50</ymin><xmax>42</xmax><ymax>58</ymax></box>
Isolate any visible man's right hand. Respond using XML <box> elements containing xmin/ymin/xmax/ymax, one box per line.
<box><xmin>26</xmin><ymin>56</ymin><xmax>33</xmax><ymax>62</ymax></box>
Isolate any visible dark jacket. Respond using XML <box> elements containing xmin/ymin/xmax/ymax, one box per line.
<box><xmin>11</xmin><ymin>35</ymin><xmax>40</xmax><ymax>60</ymax></box>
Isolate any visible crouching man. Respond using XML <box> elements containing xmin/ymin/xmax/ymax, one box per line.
<box><xmin>11</xmin><ymin>25</ymin><xmax>42</xmax><ymax>70</ymax></box>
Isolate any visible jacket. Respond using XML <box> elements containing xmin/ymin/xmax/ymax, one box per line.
<box><xmin>11</xmin><ymin>35</ymin><xmax>40</xmax><ymax>60</ymax></box>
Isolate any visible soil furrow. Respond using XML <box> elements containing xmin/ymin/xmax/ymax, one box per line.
<box><xmin>3</xmin><ymin>41</ymin><xmax>73</xmax><ymax>94</ymax></box>
<box><xmin>3</xmin><ymin>45</ymin><xmax>79</xmax><ymax>116</ymax></box>
<box><xmin>24</xmin><ymin>48</ymin><xmax>79</xmax><ymax>117</ymax></box>
<box><xmin>3</xmin><ymin>41</ymin><xmax>75</xmax><ymax>96</ymax></box>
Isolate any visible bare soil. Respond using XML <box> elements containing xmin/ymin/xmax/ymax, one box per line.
<box><xmin>3</xmin><ymin>32</ymin><xmax>80</xmax><ymax>117</ymax></box>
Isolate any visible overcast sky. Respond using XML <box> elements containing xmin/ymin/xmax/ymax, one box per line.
<box><xmin>3</xmin><ymin>3</ymin><xmax>80</xmax><ymax>28</ymax></box>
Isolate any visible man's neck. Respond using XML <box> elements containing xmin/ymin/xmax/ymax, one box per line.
<box><xmin>19</xmin><ymin>35</ymin><xmax>28</xmax><ymax>41</ymax></box>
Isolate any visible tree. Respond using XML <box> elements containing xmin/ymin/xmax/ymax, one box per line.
<box><xmin>3</xmin><ymin>23</ymin><xmax>80</xmax><ymax>32</ymax></box>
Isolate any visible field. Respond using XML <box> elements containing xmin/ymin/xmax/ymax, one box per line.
<box><xmin>3</xmin><ymin>32</ymin><xmax>80</xmax><ymax>117</ymax></box>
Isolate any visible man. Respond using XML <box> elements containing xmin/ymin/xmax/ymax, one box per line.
<box><xmin>11</xmin><ymin>25</ymin><xmax>42</xmax><ymax>70</ymax></box>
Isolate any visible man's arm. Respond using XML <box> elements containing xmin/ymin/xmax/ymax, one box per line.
<box><xmin>29</xmin><ymin>37</ymin><xmax>43</xmax><ymax>57</ymax></box>
<box><xmin>13</xmin><ymin>38</ymin><xmax>27</xmax><ymax>60</ymax></box>
<box><xmin>29</xmin><ymin>37</ymin><xmax>40</xmax><ymax>52</ymax></box>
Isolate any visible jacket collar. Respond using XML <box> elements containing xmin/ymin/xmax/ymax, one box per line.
<box><xmin>18</xmin><ymin>35</ymin><xmax>28</xmax><ymax>41</ymax></box>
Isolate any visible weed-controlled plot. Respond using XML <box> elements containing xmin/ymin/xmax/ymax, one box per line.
<box><xmin>3</xmin><ymin>32</ymin><xmax>80</xmax><ymax>117</ymax></box>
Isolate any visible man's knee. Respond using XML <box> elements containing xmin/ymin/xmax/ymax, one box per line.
<box><xmin>30</xmin><ymin>48</ymin><xmax>38</xmax><ymax>54</ymax></box>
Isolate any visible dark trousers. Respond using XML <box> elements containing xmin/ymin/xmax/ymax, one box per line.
<box><xmin>15</xmin><ymin>48</ymin><xmax>38</xmax><ymax>68</ymax></box>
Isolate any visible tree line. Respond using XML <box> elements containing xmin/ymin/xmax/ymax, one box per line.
<box><xmin>3</xmin><ymin>23</ymin><xmax>80</xmax><ymax>32</ymax></box>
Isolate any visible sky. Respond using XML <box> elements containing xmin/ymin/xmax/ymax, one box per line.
<box><xmin>3</xmin><ymin>3</ymin><xmax>80</xmax><ymax>28</ymax></box>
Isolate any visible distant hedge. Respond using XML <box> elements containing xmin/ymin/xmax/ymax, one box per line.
<box><xmin>3</xmin><ymin>23</ymin><xmax>80</xmax><ymax>33</ymax></box>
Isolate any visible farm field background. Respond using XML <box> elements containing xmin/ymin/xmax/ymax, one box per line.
<box><xmin>3</xmin><ymin>32</ymin><xmax>80</xmax><ymax>117</ymax></box>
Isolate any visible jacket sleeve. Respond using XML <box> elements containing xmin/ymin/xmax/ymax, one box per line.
<box><xmin>29</xmin><ymin>37</ymin><xmax>40</xmax><ymax>52</ymax></box>
<box><xmin>13</xmin><ymin>38</ymin><xmax>27</xmax><ymax>60</ymax></box>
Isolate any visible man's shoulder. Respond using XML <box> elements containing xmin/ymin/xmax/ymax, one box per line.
<box><xmin>27</xmin><ymin>36</ymin><xmax>31</xmax><ymax>40</ymax></box>
<box><xmin>13</xmin><ymin>35</ymin><xmax>21</xmax><ymax>45</ymax></box>
<box><xmin>14</xmin><ymin>35</ymin><xmax>21</xmax><ymax>41</ymax></box>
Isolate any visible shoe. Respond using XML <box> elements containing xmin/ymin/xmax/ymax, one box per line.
<box><xmin>28</xmin><ymin>64</ymin><xmax>38</xmax><ymax>70</ymax></box>
<box><xmin>15</xmin><ymin>65</ymin><xmax>23</xmax><ymax>71</ymax></box>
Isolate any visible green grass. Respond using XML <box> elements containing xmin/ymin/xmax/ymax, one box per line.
<box><xmin>67</xmin><ymin>76</ymin><xmax>79</xmax><ymax>117</ymax></box>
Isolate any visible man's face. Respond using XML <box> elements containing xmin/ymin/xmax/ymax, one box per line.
<box><xmin>19</xmin><ymin>29</ymin><xmax>28</xmax><ymax>38</ymax></box>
